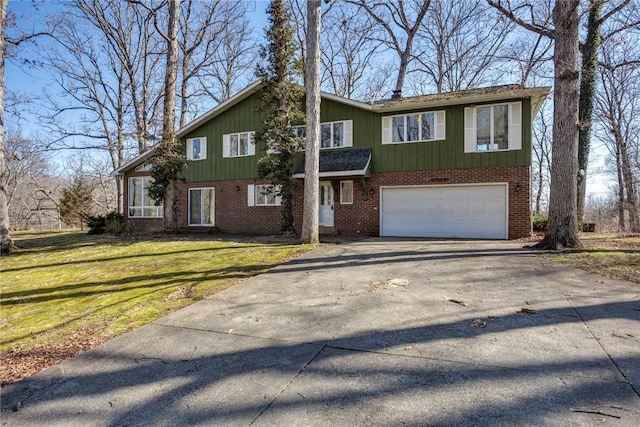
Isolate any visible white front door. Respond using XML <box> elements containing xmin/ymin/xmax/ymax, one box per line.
<box><xmin>319</xmin><ymin>182</ymin><xmax>334</xmax><ymax>226</ymax></box>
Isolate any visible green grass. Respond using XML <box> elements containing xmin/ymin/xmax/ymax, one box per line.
<box><xmin>0</xmin><ymin>231</ymin><xmax>311</xmax><ymax>352</ymax></box>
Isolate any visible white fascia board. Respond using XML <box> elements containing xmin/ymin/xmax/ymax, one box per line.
<box><xmin>293</xmin><ymin>168</ymin><xmax>368</xmax><ymax>179</ymax></box>
<box><xmin>111</xmin><ymin>148</ymin><xmax>157</xmax><ymax>176</ymax></box>
<box><xmin>319</xmin><ymin>92</ymin><xmax>374</xmax><ymax>111</ymax></box>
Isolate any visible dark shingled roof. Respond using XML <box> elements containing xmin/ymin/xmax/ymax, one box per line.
<box><xmin>294</xmin><ymin>148</ymin><xmax>372</xmax><ymax>177</ymax></box>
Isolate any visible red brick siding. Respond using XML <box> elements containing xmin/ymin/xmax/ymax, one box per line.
<box><xmin>175</xmin><ymin>179</ymin><xmax>291</xmax><ymax>235</ymax></box>
<box><xmin>128</xmin><ymin>165</ymin><xmax>531</xmax><ymax>239</ymax></box>
<box><xmin>332</xmin><ymin>166</ymin><xmax>530</xmax><ymax>239</ymax></box>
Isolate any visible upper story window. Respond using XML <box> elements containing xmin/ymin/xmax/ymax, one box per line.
<box><xmin>290</xmin><ymin>120</ymin><xmax>353</xmax><ymax>149</ymax></box>
<box><xmin>382</xmin><ymin>111</ymin><xmax>445</xmax><ymax>144</ymax></box>
<box><xmin>223</xmin><ymin>131</ymin><xmax>256</xmax><ymax>158</ymax></box>
<box><xmin>128</xmin><ymin>176</ymin><xmax>162</xmax><ymax>218</ymax></box>
<box><xmin>186</xmin><ymin>137</ymin><xmax>207</xmax><ymax>160</ymax></box>
<box><xmin>464</xmin><ymin>102</ymin><xmax>522</xmax><ymax>152</ymax></box>
<box><xmin>247</xmin><ymin>184</ymin><xmax>282</xmax><ymax>207</ymax></box>
<box><xmin>134</xmin><ymin>162</ymin><xmax>152</xmax><ymax>172</ymax></box>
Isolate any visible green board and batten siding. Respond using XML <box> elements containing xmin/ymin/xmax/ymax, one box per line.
<box><xmin>181</xmin><ymin>91</ymin><xmax>533</xmax><ymax>182</ymax></box>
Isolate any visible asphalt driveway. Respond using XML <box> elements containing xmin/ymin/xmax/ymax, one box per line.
<box><xmin>2</xmin><ymin>239</ymin><xmax>639</xmax><ymax>426</ymax></box>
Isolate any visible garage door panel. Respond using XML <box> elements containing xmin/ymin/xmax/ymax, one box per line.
<box><xmin>381</xmin><ymin>185</ymin><xmax>507</xmax><ymax>239</ymax></box>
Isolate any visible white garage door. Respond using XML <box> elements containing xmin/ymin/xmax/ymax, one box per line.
<box><xmin>380</xmin><ymin>184</ymin><xmax>508</xmax><ymax>239</ymax></box>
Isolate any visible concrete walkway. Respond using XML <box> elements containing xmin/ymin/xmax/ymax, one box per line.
<box><xmin>2</xmin><ymin>239</ymin><xmax>639</xmax><ymax>426</ymax></box>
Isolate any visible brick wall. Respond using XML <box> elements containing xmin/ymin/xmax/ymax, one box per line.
<box><xmin>329</xmin><ymin>166</ymin><xmax>531</xmax><ymax>239</ymax></box>
<box><xmin>127</xmin><ymin>165</ymin><xmax>531</xmax><ymax>239</ymax></box>
<box><xmin>175</xmin><ymin>179</ymin><xmax>294</xmax><ymax>235</ymax></box>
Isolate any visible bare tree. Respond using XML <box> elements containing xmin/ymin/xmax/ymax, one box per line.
<box><xmin>71</xmin><ymin>0</ymin><xmax>164</xmax><ymax>154</ymax></box>
<box><xmin>181</xmin><ymin>0</ymin><xmax>257</xmax><ymax>120</ymax></box>
<box><xmin>532</xmin><ymin>103</ymin><xmax>553</xmax><ymax>214</ymax></box>
<box><xmin>346</xmin><ymin>0</ymin><xmax>431</xmax><ymax>96</ymax></box>
<box><xmin>490</xmin><ymin>0</ymin><xmax>582</xmax><ymax>249</ymax></box>
<box><xmin>576</xmin><ymin>0</ymin><xmax>640</xmax><ymax>223</ymax></box>
<box><xmin>2</xmin><ymin>0</ymin><xmax>51</xmax><ymax>254</ymax></box>
<box><xmin>0</xmin><ymin>0</ymin><xmax>11</xmax><ymax>254</ymax></box>
<box><xmin>596</xmin><ymin>37</ymin><xmax>640</xmax><ymax>232</ymax></box>
<box><xmin>318</xmin><ymin>3</ymin><xmax>384</xmax><ymax>99</ymax></box>
<box><xmin>411</xmin><ymin>0</ymin><xmax>513</xmax><ymax>94</ymax></box>
<box><xmin>301</xmin><ymin>0</ymin><xmax>321</xmax><ymax>244</ymax></box>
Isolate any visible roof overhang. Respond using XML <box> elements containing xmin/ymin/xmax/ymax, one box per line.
<box><xmin>371</xmin><ymin>86</ymin><xmax>551</xmax><ymax>116</ymax></box>
<box><xmin>111</xmin><ymin>147</ymin><xmax>157</xmax><ymax>176</ymax></box>
<box><xmin>292</xmin><ymin>148</ymin><xmax>372</xmax><ymax>179</ymax></box>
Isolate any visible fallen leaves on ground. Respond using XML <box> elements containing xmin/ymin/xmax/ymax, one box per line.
<box><xmin>1</xmin><ymin>328</ymin><xmax>109</xmax><ymax>387</ymax></box>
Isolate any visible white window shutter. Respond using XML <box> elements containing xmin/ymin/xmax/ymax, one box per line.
<box><xmin>186</xmin><ymin>139</ymin><xmax>193</xmax><ymax>160</ymax></box>
<box><xmin>248</xmin><ymin>132</ymin><xmax>256</xmax><ymax>155</ymax></box>
<box><xmin>381</xmin><ymin>116</ymin><xmax>392</xmax><ymax>144</ymax></box>
<box><xmin>435</xmin><ymin>111</ymin><xmax>446</xmax><ymax>140</ymax></box>
<box><xmin>247</xmin><ymin>184</ymin><xmax>255</xmax><ymax>206</ymax></box>
<box><xmin>464</xmin><ymin>107</ymin><xmax>477</xmax><ymax>153</ymax></box>
<box><xmin>508</xmin><ymin>102</ymin><xmax>522</xmax><ymax>150</ymax></box>
<box><xmin>343</xmin><ymin>120</ymin><xmax>353</xmax><ymax>147</ymax></box>
<box><xmin>275</xmin><ymin>185</ymin><xmax>282</xmax><ymax>206</ymax></box>
<box><xmin>223</xmin><ymin>134</ymin><xmax>230</xmax><ymax>158</ymax></box>
<box><xmin>201</xmin><ymin>137</ymin><xmax>207</xmax><ymax>159</ymax></box>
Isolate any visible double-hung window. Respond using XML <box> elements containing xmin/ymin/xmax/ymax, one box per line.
<box><xmin>187</xmin><ymin>137</ymin><xmax>206</xmax><ymax>160</ymax></box>
<box><xmin>464</xmin><ymin>102</ymin><xmax>522</xmax><ymax>152</ymax></box>
<box><xmin>128</xmin><ymin>176</ymin><xmax>162</xmax><ymax>218</ymax></box>
<box><xmin>321</xmin><ymin>120</ymin><xmax>352</xmax><ymax>148</ymax></box>
<box><xmin>247</xmin><ymin>184</ymin><xmax>282</xmax><ymax>206</ymax></box>
<box><xmin>340</xmin><ymin>181</ymin><xmax>353</xmax><ymax>204</ymax></box>
<box><xmin>189</xmin><ymin>188</ymin><xmax>215</xmax><ymax>226</ymax></box>
<box><xmin>223</xmin><ymin>131</ymin><xmax>256</xmax><ymax>157</ymax></box>
<box><xmin>290</xmin><ymin>121</ymin><xmax>353</xmax><ymax>149</ymax></box>
<box><xmin>382</xmin><ymin>111</ymin><xmax>446</xmax><ymax>144</ymax></box>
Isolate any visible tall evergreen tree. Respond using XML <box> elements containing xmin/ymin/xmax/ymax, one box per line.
<box><xmin>255</xmin><ymin>0</ymin><xmax>304</xmax><ymax>235</ymax></box>
<box><xmin>59</xmin><ymin>178</ymin><xmax>94</xmax><ymax>230</ymax></box>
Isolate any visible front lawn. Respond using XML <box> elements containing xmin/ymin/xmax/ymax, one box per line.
<box><xmin>0</xmin><ymin>231</ymin><xmax>310</xmax><ymax>385</ymax></box>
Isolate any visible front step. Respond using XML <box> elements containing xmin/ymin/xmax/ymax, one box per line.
<box><xmin>319</xmin><ymin>226</ymin><xmax>337</xmax><ymax>236</ymax></box>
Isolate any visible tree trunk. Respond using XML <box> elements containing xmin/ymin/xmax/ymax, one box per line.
<box><xmin>0</xmin><ymin>0</ymin><xmax>13</xmax><ymax>255</ymax></box>
<box><xmin>162</xmin><ymin>0</ymin><xmax>180</xmax><ymax>233</ymax></box>
<box><xmin>618</xmin><ymin>133</ymin><xmax>639</xmax><ymax>232</ymax></box>
<box><xmin>536</xmin><ymin>0</ymin><xmax>581</xmax><ymax>249</ymax></box>
<box><xmin>301</xmin><ymin>0</ymin><xmax>321</xmax><ymax>244</ymax></box>
<box><xmin>577</xmin><ymin>0</ymin><xmax>603</xmax><ymax>223</ymax></box>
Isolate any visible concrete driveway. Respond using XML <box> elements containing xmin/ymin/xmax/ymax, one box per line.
<box><xmin>2</xmin><ymin>239</ymin><xmax>639</xmax><ymax>426</ymax></box>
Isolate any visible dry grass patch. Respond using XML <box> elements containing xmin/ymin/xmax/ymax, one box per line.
<box><xmin>546</xmin><ymin>233</ymin><xmax>640</xmax><ymax>284</ymax></box>
<box><xmin>0</xmin><ymin>231</ymin><xmax>311</xmax><ymax>386</ymax></box>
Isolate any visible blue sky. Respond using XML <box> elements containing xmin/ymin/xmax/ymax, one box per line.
<box><xmin>4</xmin><ymin>0</ymin><xmax>615</xmax><ymax>198</ymax></box>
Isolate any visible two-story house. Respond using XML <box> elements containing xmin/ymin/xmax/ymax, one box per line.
<box><xmin>114</xmin><ymin>82</ymin><xmax>550</xmax><ymax>239</ymax></box>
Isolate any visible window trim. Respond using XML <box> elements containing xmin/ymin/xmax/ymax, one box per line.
<box><xmin>464</xmin><ymin>101</ymin><xmax>522</xmax><ymax>153</ymax></box>
<box><xmin>223</xmin><ymin>131</ymin><xmax>256</xmax><ymax>158</ymax></box>
<box><xmin>188</xmin><ymin>187</ymin><xmax>215</xmax><ymax>226</ymax></box>
<box><xmin>186</xmin><ymin>137</ymin><xmax>207</xmax><ymax>161</ymax></box>
<box><xmin>247</xmin><ymin>184</ymin><xmax>282</xmax><ymax>207</ymax></box>
<box><xmin>340</xmin><ymin>180</ymin><xmax>354</xmax><ymax>205</ymax></box>
<box><xmin>128</xmin><ymin>176</ymin><xmax>163</xmax><ymax>218</ymax></box>
<box><xmin>382</xmin><ymin>110</ymin><xmax>446</xmax><ymax>144</ymax></box>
